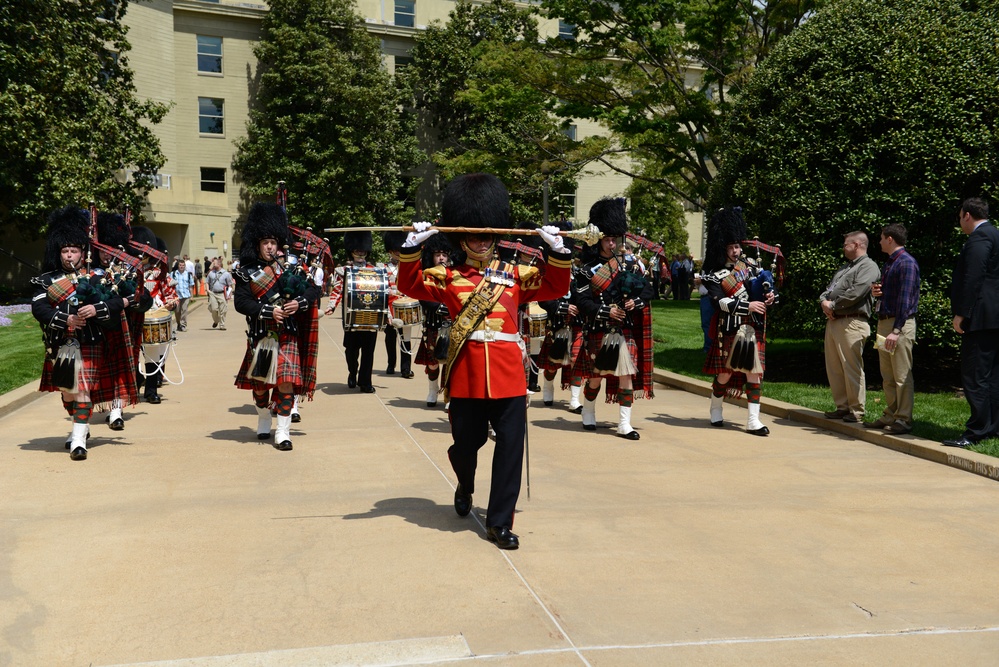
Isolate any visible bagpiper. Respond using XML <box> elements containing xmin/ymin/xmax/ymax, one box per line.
<box><xmin>233</xmin><ymin>203</ymin><xmax>321</xmax><ymax>451</ymax></box>
<box><xmin>413</xmin><ymin>233</ymin><xmax>453</xmax><ymax>407</ymax></box>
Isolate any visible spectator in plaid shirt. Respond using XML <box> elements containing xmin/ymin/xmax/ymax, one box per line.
<box><xmin>866</xmin><ymin>224</ymin><xmax>920</xmax><ymax>434</ymax></box>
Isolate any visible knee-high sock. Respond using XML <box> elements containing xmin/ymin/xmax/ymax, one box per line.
<box><xmin>253</xmin><ymin>391</ymin><xmax>270</xmax><ymax>410</ymax></box>
<box><xmin>73</xmin><ymin>401</ymin><xmax>92</xmax><ymax>424</ymax></box>
<box><xmin>746</xmin><ymin>382</ymin><xmax>764</xmax><ymax>430</ymax></box>
<box><xmin>427</xmin><ymin>366</ymin><xmax>440</xmax><ymax>381</ymax></box>
<box><xmin>274</xmin><ymin>391</ymin><xmax>294</xmax><ymax>417</ymax></box>
<box><xmin>617</xmin><ymin>388</ymin><xmax>634</xmax><ymax>408</ymax></box>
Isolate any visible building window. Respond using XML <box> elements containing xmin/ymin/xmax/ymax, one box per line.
<box><xmin>558</xmin><ymin>20</ymin><xmax>575</xmax><ymax>41</ymax></box>
<box><xmin>562</xmin><ymin>124</ymin><xmax>577</xmax><ymax>141</ymax></box>
<box><xmin>395</xmin><ymin>0</ymin><xmax>415</xmax><ymax>28</ymax></box>
<box><xmin>394</xmin><ymin>55</ymin><xmax>414</xmax><ymax>72</ymax></box>
<box><xmin>200</xmin><ymin>167</ymin><xmax>226</xmax><ymax>193</ymax></box>
<box><xmin>198</xmin><ymin>97</ymin><xmax>224</xmax><ymax>135</ymax></box>
<box><xmin>556</xmin><ymin>192</ymin><xmax>577</xmax><ymax>219</ymax></box>
<box><xmin>197</xmin><ymin>35</ymin><xmax>223</xmax><ymax>74</ymax></box>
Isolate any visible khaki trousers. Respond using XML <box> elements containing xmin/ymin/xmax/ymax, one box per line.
<box><xmin>825</xmin><ymin>316</ymin><xmax>870</xmax><ymax>417</ymax></box>
<box><xmin>876</xmin><ymin>318</ymin><xmax>916</xmax><ymax>427</ymax></box>
<box><xmin>207</xmin><ymin>290</ymin><xmax>228</xmax><ymax>327</ymax></box>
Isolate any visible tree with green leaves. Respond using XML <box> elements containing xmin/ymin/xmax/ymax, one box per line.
<box><xmin>533</xmin><ymin>0</ymin><xmax>828</xmax><ymax>210</ymax></box>
<box><xmin>711</xmin><ymin>0</ymin><xmax>999</xmax><ymax>356</ymax></box>
<box><xmin>0</xmin><ymin>0</ymin><xmax>168</xmax><ymax>237</ymax></box>
<box><xmin>233</xmin><ymin>0</ymin><xmax>422</xmax><ymax>232</ymax></box>
<box><xmin>403</xmin><ymin>0</ymin><xmax>584</xmax><ymax>225</ymax></box>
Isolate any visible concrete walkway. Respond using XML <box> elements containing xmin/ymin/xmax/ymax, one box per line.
<box><xmin>2</xmin><ymin>302</ymin><xmax>999</xmax><ymax>666</ymax></box>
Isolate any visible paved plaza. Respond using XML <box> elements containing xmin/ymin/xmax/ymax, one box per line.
<box><xmin>2</xmin><ymin>302</ymin><xmax>999</xmax><ymax>666</ymax></box>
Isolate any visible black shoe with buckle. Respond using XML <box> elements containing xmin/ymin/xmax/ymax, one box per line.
<box><xmin>274</xmin><ymin>440</ymin><xmax>293</xmax><ymax>451</ymax></box>
<box><xmin>486</xmin><ymin>526</ymin><xmax>519</xmax><ymax>550</ymax></box>
<box><xmin>454</xmin><ymin>484</ymin><xmax>472</xmax><ymax>517</ymax></box>
<box><xmin>618</xmin><ymin>430</ymin><xmax>641</xmax><ymax>441</ymax></box>
<box><xmin>291</xmin><ymin>413</ymin><xmax>301</xmax><ymax>423</ymax></box>
<box><xmin>70</xmin><ymin>447</ymin><xmax>87</xmax><ymax>461</ymax></box>
<box><xmin>747</xmin><ymin>426</ymin><xmax>770</xmax><ymax>436</ymax></box>
<box><xmin>107</xmin><ymin>417</ymin><xmax>124</xmax><ymax>431</ymax></box>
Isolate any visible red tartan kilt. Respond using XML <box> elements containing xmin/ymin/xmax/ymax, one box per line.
<box><xmin>235</xmin><ymin>332</ymin><xmax>303</xmax><ymax>391</ymax></box>
<box><xmin>702</xmin><ymin>329</ymin><xmax>766</xmax><ymax>375</ymax></box>
<box><xmin>572</xmin><ymin>329</ymin><xmax>638</xmax><ymax>378</ymax></box>
<box><xmin>39</xmin><ymin>341</ymin><xmax>103</xmax><ymax>393</ymax></box>
<box><xmin>415</xmin><ymin>327</ymin><xmax>440</xmax><ymax>366</ymax></box>
<box><xmin>539</xmin><ymin>325</ymin><xmax>583</xmax><ymax>373</ymax></box>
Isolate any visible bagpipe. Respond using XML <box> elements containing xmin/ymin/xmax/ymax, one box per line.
<box><xmin>739</xmin><ymin>237</ymin><xmax>784</xmax><ymax>304</ymax></box>
<box><xmin>590</xmin><ymin>253</ymin><xmax>650</xmax><ymax>376</ymax></box>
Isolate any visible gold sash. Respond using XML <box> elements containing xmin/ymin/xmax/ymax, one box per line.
<box><xmin>441</xmin><ymin>260</ymin><xmax>513</xmax><ymax>394</ymax></box>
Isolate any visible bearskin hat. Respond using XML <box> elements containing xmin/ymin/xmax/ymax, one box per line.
<box><xmin>241</xmin><ymin>202</ymin><xmax>289</xmax><ymax>264</ymax></box>
<box><xmin>440</xmin><ymin>173</ymin><xmax>509</xmax><ymax>231</ymax></box>
<box><xmin>130</xmin><ymin>225</ymin><xmax>156</xmax><ymax>248</ymax></box>
<box><xmin>383</xmin><ymin>230</ymin><xmax>408</xmax><ymax>253</ymax></box>
<box><xmin>421</xmin><ymin>230</ymin><xmax>453</xmax><ymax>269</ymax></box>
<box><xmin>43</xmin><ymin>206</ymin><xmax>90</xmax><ymax>272</ymax></box>
<box><xmin>96</xmin><ymin>211</ymin><xmax>130</xmax><ymax>249</ymax></box>
<box><xmin>344</xmin><ymin>223</ymin><xmax>372</xmax><ymax>258</ymax></box>
<box><xmin>588</xmin><ymin>197</ymin><xmax>628</xmax><ymax>237</ymax></box>
<box><xmin>703</xmin><ymin>207</ymin><xmax>747</xmax><ymax>273</ymax></box>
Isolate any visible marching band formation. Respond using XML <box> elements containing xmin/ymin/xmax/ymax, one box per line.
<box><xmin>30</xmin><ymin>173</ymin><xmax>780</xmax><ymax>548</ymax></box>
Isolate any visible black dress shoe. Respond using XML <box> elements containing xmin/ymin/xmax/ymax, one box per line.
<box><xmin>70</xmin><ymin>447</ymin><xmax>87</xmax><ymax>461</ymax></box>
<box><xmin>454</xmin><ymin>484</ymin><xmax>472</xmax><ymax>517</ymax></box>
<box><xmin>146</xmin><ymin>394</ymin><xmax>161</xmax><ymax>404</ymax></box>
<box><xmin>386</xmin><ymin>368</ymin><xmax>396</xmax><ymax>375</ymax></box>
<box><xmin>583</xmin><ymin>424</ymin><xmax>597</xmax><ymax>431</ymax></box>
<box><xmin>359</xmin><ymin>385</ymin><xmax>376</xmax><ymax>393</ymax></box>
<box><xmin>942</xmin><ymin>436</ymin><xmax>976</xmax><ymax>448</ymax></box>
<box><xmin>274</xmin><ymin>440</ymin><xmax>293</xmax><ymax>451</ymax></box>
<box><xmin>528</xmin><ymin>384</ymin><xmax>541</xmax><ymax>392</ymax></box>
<box><xmin>347</xmin><ymin>376</ymin><xmax>357</xmax><ymax>389</ymax></box>
<box><xmin>711</xmin><ymin>420</ymin><xmax>725</xmax><ymax>428</ymax></box>
<box><xmin>402</xmin><ymin>370</ymin><xmax>415</xmax><ymax>379</ymax></box>
<box><xmin>486</xmin><ymin>526</ymin><xmax>519</xmax><ymax>550</ymax></box>
<box><xmin>291</xmin><ymin>413</ymin><xmax>301</xmax><ymax>423</ymax></box>
<box><xmin>109</xmin><ymin>417</ymin><xmax>124</xmax><ymax>431</ymax></box>
<box><xmin>747</xmin><ymin>426</ymin><xmax>770</xmax><ymax>437</ymax></box>
<box><xmin>570</xmin><ymin>405</ymin><xmax>583</xmax><ymax>414</ymax></box>
<box><xmin>618</xmin><ymin>430</ymin><xmax>641</xmax><ymax>441</ymax></box>
<box><xmin>543</xmin><ymin>401</ymin><xmax>553</xmax><ymax>407</ymax></box>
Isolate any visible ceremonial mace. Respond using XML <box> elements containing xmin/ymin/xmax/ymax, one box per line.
<box><xmin>322</xmin><ymin>224</ymin><xmax>605</xmax><ymax>247</ymax></box>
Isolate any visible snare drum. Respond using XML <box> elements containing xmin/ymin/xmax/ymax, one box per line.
<box><xmin>343</xmin><ymin>266</ymin><xmax>388</xmax><ymax>332</ymax></box>
<box><xmin>524</xmin><ymin>302</ymin><xmax>547</xmax><ymax>355</ymax></box>
<box><xmin>391</xmin><ymin>297</ymin><xmax>423</xmax><ymax>327</ymax></box>
<box><xmin>142</xmin><ymin>309</ymin><xmax>173</xmax><ymax>345</ymax></box>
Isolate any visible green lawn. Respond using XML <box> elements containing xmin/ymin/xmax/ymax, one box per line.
<box><xmin>0</xmin><ymin>311</ymin><xmax>45</xmax><ymax>395</ymax></box>
<box><xmin>651</xmin><ymin>298</ymin><xmax>999</xmax><ymax>457</ymax></box>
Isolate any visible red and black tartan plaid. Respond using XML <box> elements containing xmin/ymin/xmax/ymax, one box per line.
<box><xmin>571</xmin><ymin>308</ymin><xmax>655</xmax><ymax>403</ymax></box>
<box><xmin>92</xmin><ymin>314</ymin><xmax>139</xmax><ymax>411</ymax></box>
<box><xmin>39</xmin><ymin>339</ymin><xmax>103</xmax><ymax>394</ymax></box>
<box><xmin>702</xmin><ymin>314</ymin><xmax>766</xmax><ymax>395</ymax></box>
<box><xmin>235</xmin><ymin>330</ymin><xmax>305</xmax><ymax>393</ymax></box>
<box><xmin>415</xmin><ymin>327</ymin><xmax>441</xmax><ymax>366</ymax></box>
<box><xmin>295</xmin><ymin>304</ymin><xmax>320</xmax><ymax>400</ymax></box>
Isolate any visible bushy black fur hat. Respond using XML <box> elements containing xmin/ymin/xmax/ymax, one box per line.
<box><xmin>703</xmin><ymin>207</ymin><xmax>748</xmax><ymax>273</ymax></box>
<box><xmin>43</xmin><ymin>206</ymin><xmax>90</xmax><ymax>272</ymax></box>
<box><xmin>96</xmin><ymin>211</ymin><xmax>130</xmax><ymax>249</ymax></box>
<box><xmin>588</xmin><ymin>198</ymin><xmax>628</xmax><ymax>237</ymax></box>
<box><xmin>383</xmin><ymin>230</ymin><xmax>408</xmax><ymax>253</ymax></box>
<box><xmin>344</xmin><ymin>223</ymin><xmax>373</xmax><ymax>258</ymax></box>
<box><xmin>421</xmin><ymin>231</ymin><xmax>453</xmax><ymax>269</ymax></box>
<box><xmin>440</xmin><ymin>173</ymin><xmax>509</xmax><ymax>231</ymax></box>
<box><xmin>241</xmin><ymin>203</ymin><xmax>289</xmax><ymax>264</ymax></box>
<box><xmin>130</xmin><ymin>225</ymin><xmax>156</xmax><ymax>248</ymax></box>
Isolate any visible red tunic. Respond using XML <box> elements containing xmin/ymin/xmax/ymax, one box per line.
<box><xmin>398</xmin><ymin>248</ymin><xmax>571</xmax><ymax>399</ymax></box>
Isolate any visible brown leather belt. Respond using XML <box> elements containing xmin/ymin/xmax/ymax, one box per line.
<box><xmin>878</xmin><ymin>314</ymin><xmax>894</xmax><ymax>320</ymax></box>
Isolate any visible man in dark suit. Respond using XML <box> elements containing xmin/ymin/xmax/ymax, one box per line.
<box><xmin>944</xmin><ymin>197</ymin><xmax>999</xmax><ymax>448</ymax></box>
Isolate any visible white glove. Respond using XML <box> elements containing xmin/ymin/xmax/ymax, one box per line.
<box><xmin>403</xmin><ymin>221</ymin><xmax>439</xmax><ymax>248</ymax></box>
<box><xmin>538</xmin><ymin>225</ymin><xmax>569</xmax><ymax>254</ymax></box>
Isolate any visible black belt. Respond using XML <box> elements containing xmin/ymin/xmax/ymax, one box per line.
<box><xmin>878</xmin><ymin>314</ymin><xmax>894</xmax><ymax>320</ymax></box>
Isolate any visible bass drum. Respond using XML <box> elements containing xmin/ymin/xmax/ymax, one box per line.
<box><xmin>343</xmin><ymin>266</ymin><xmax>388</xmax><ymax>332</ymax></box>
<box><xmin>142</xmin><ymin>308</ymin><xmax>173</xmax><ymax>345</ymax></box>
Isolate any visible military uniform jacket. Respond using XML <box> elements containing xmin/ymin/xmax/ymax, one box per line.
<box><xmin>574</xmin><ymin>254</ymin><xmax>653</xmax><ymax>332</ymax></box>
<box><xmin>398</xmin><ymin>248</ymin><xmax>571</xmax><ymax>399</ymax></box>
<box><xmin>234</xmin><ymin>259</ymin><xmax>320</xmax><ymax>343</ymax></box>
<box><xmin>31</xmin><ymin>270</ymin><xmax>123</xmax><ymax>351</ymax></box>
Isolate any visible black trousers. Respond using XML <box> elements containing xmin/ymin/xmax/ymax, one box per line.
<box><xmin>343</xmin><ymin>330</ymin><xmax>377</xmax><ymax>389</ymax></box>
<box><xmin>383</xmin><ymin>325</ymin><xmax>412</xmax><ymax>374</ymax></box>
<box><xmin>961</xmin><ymin>329</ymin><xmax>999</xmax><ymax>440</ymax></box>
<box><xmin>448</xmin><ymin>396</ymin><xmax>526</xmax><ymax>530</ymax></box>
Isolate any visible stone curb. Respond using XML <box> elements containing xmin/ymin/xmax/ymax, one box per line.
<box><xmin>653</xmin><ymin>368</ymin><xmax>999</xmax><ymax>483</ymax></box>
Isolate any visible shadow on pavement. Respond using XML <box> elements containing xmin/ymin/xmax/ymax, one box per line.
<box><xmin>342</xmin><ymin>496</ymin><xmax>476</xmax><ymax>534</ymax></box>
